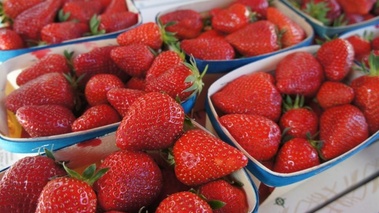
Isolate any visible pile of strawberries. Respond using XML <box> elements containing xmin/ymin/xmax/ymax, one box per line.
<box><xmin>4</xmin><ymin>22</ymin><xmax>205</xmax><ymax>138</ymax></box>
<box><xmin>211</xmin><ymin>37</ymin><xmax>379</xmax><ymax>175</ymax></box>
<box><xmin>157</xmin><ymin>0</ymin><xmax>307</xmax><ymax>61</ymax></box>
<box><xmin>288</xmin><ymin>0</ymin><xmax>378</xmax><ymax>27</ymax></box>
<box><xmin>0</xmin><ymin>0</ymin><xmax>139</xmax><ymax>50</ymax></box>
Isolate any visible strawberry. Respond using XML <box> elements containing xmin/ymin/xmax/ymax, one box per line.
<box><xmin>273</xmin><ymin>137</ymin><xmax>321</xmax><ymax>173</ymax></box>
<box><xmin>103</xmin><ymin>0</ymin><xmax>128</xmax><ymax>14</ymax></box>
<box><xmin>180</xmin><ymin>36</ymin><xmax>236</xmax><ymax>60</ymax></box>
<box><xmin>198</xmin><ymin>179</ymin><xmax>249</xmax><ymax>213</ymax></box>
<box><xmin>106</xmin><ymin>88</ymin><xmax>145</xmax><ymax>117</ymax></box>
<box><xmin>266</xmin><ymin>7</ymin><xmax>306</xmax><ymax>48</ymax></box>
<box><xmin>16</xmin><ymin>53</ymin><xmax>71</xmax><ymax>86</ymax></box>
<box><xmin>300</xmin><ymin>0</ymin><xmax>342</xmax><ymax>26</ymax></box>
<box><xmin>12</xmin><ymin>0</ymin><xmax>62</xmax><ymax>41</ymax></box>
<box><xmin>93</xmin><ymin>11</ymin><xmax>138</xmax><ymax>34</ymax></box>
<box><xmin>145</xmin><ymin>49</ymin><xmax>185</xmax><ymax>82</ymax></box>
<box><xmin>71</xmin><ymin>104</ymin><xmax>121</xmax><ymax>132</ymax></box>
<box><xmin>16</xmin><ymin>104</ymin><xmax>76</xmax><ymax>137</ymax></box>
<box><xmin>36</xmin><ymin>163</ymin><xmax>107</xmax><ymax>213</ymax></box>
<box><xmin>316</xmin><ymin>38</ymin><xmax>354</xmax><ymax>81</ymax></box>
<box><xmin>235</xmin><ymin>0</ymin><xmax>269</xmax><ymax>18</ymax></box>
<box><xmin>211</xmin><ymin>3</ymin><xmax>251</xmax><ymax>34</ymax></box>
<box><xmin>219</xmin><ymin>113</ymin><xmax>281</xmax><ymax>161</ymax></box>
<box><xmin>60</xmin><ymin>0</ymin><xmax>104</xmax><ymax>23</ymax></box>
<box><xmin>225</xmin><ymin>20</ymin><xmax>280</xmax><ymax>57</ymax></box>
<box><xmin>159</xmin><ymin>9</ymin><xmax>203</xmax><ymax>39</ymax></box>
<box><xmin>110</xmin><ymin>43</ymin><xmax>155</xmax><ymax>77</ymax></box>
<box><xmin>0</xmin><ymin>28</ymin><xmax>24</xmax><ymax>50</ymax></box>
<box><xmin>319</xmin><ymin>104</ymin><xmax>369</xmax><ymax>160</ymax></box>
<box><xmin>125</xmin><ymin>76</ymin><xmax>146</xmax><ymax>90</ymax></box>
<box><xmin>345</xmin><ymin>34</ymin><xmax>372</xmax><ymax>62</ymax></box>
<box><xmin>351</xmin><ymin>52</ymin><xmax>379</xmax><ymax>134</ymax></box>
<box><xmin>5</xmin><ymin>72</ymin><xmax>75</xmax><ymax>113</ymax></box>
<box><xmin>2</xmin><ymin>0</ymin><xmax>44</xmax><ymax>19</ymax></box>
<box><xmin>211</xmin><ymin>71</ymin><xmax>282</xmax><ymax>122</ymax></box>
<box><xmin>173</xmin><ymin>129</ymin><xmax>248</xmax><ymax>186</ymax></box>
<box><xmin>371</xmin><ymin>36</ymin><xmax>379</xmax><ymax>50</ymax></box>
<box><xmin>94</xmin><ymin>150</ymin><xmax>163</xmax><ymax>212</ymax></box>
<box><xmin>336</xmin><ymin>0</ymin><xmax>375</xmax><ymax>15</ymax></box>
<box><xmin>40</xmin><ymin>21</ymin><xmax>90</xmax><ymax>44</ymax></box>
<box><xmin>316</xmin><ymin>81</ymin><xmax>355</xmax><ymax>109</ymax></box>
<box><xmin>275</xmin><ymin>51</ymin><xmax>325</xmax><ymax>97</ymax></box>
<box><xmin>156</xmin><ymin>191</ymin><xmax>212</xmax><ymax>213</ymax></box>
<box><xmin>116</xmin><ymin>92</ymin><xmax>185</xmax><ymax>150</ymax></box>
<box><xmin>0</xmin><ymin>151</ymin><xmax>66</xmax><ymax>212</ymax></box>
<box><xmin>84</xmin><ymin>73</ymin><xmax>124</xmax><ymax>106</ymax></box>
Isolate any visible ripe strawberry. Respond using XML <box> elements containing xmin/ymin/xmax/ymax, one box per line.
<box><xmin>273</xmin><ymin>137</ymin><xmax>321</xmax><ymax>173</ymax></box>
<box><xmin>5</xmin><ymin>72</ymin><xmax>75</xmax><ymax>113</ymax></box>
<box><xmin>159</xmin><ymin>9</ymin><xmax>203</xmax><ymax>39</ymax></box>
<box><xmin>316</xmin><ymin>38</ymin><xmax>354</xmax><ymax>81</ymax></box>
<box><xmin>145</xmin><ymin>49</ymin><xmax>184</xmax><ymax>82</ymax></box>
<box><xmin>106</xmin><ymin>88</ymin><xmax>145</xmax><ymax>117</ymax></box>
<box><xmin>225</xmin><ymin>20</ymin><xmax>280</xmax><ymax>57</ymax></box>
<box><xmin>85</xmin><ymin>74</ymin><xmax>124</xmax><ymax>106</ymax></box>
<box><xmin>110</xmin><ymin>43</ymin><xmax>155</xmax><ymax>77</ymax></box>
<box><xmin>180</xmin><ymin>36</ymin><xmax>236</xmax><ymax>60</ymax></box>
<box><xmin>319</xmin><ymin>104</ymin><xmax>369</xmax><ymax>160</ymax></box>
<box><xmin>0</xmin><ymin>152</ymin><xmax>66</xmax><ymax>213</ymax></box>
<box><xmin>275</xmin><ymin>51</ymin><xmax>324</xmax><ymax>97</ymax></box>
<box><xmin>16</xmin><ymin>104</ymin><xmax>76</xmax><ymax>137</ymax></box>
<box><xmin>199</xmin><ymin>179</ymin><xmax>249</xmax><ymax>213</ymax></box>
<box><xmin>40</xmin><ymin>21</ymin><xmax>90</xmax><ymax>44</ymax></box>
<box><xmin>351</xmin><ymin>52</ymin><xmax>379</xmax><ymax>134</ymax></box>
<box><xmin>16</xmin><ymin>53</ymin><xmax>71</xmax><ymax>86</ymax></box>
<box><xmin>219</xmin><ymin>113</ymin><xmax>281</xmax><ymax>161</ymax></box>
<box><xmin>94</xmin><ymin>150</ymin><xmax>163</xmax><ymax>212</ymax></box>
<box><xmin>12</xmin><ymin>0</ymin><xmax>62</xmax><ymax>41</ymax></box>
<box><xmin>125</xmin><ymin>76</ymin><xmax>146</xmax><ymax>90</ymax></box>
<box><xmin>371</xmin><ymin>36</ymin><xmax>379</xmax><ymax>50</ymax></box>
<box><xmin>211</xmin><ymin>3</ymin><xmax>251</xmax><ymax>34</ymax></box>
<box><xmin>116</xmin><ymin>92</ymin><xmax>184</xmax><ymax>150</ymax></box>
<box><xmin>156</xmin><ymin>191</ymin><xmax>212</xmax><ymax>213</ymax></box>
<box><xmin>211</xmin><ymin>71</ymin><xmax>282</xmax><ymax>122</ymax></box>
<box><xmin>300</xmin><ymin>0</ymin><xmax>342</xmax><ymax>26</ymax></box>
<box><xmin>336</xmin><ymin>0</ymin><xmax>375</xmax><ymax>15</ymax></box>
<box><xmin>0</xmin><ymin>28</ymin><xmax>24</xmax><ymax>50</ymax></box>
<box><xmin>345</xmin><ymin>34</ymin><xmax>372</xmax><ymax>61</ymax></box>
<box><xmin>60</xmin><ymin>0</ymin><xmax>104</xmax><ymax>23</ymax></box>
<box><xmin>235</xmin><ymin>0</ymin><xmax>269</xmax><ymax>18</ymax></box>
<box><xmin>316</xmin><ymin>81</ymin><xmax>355</xmax><ymax>109</ymax></box>
<box><xmin>71</xmin><ymin>104</ymin><xmax>121</xmax><ymax>132</ymax></box>
<box><xmin>93</xmin><ymin>11</ymin><xmax>138</xmax><ymax>33</ymax></box>
<box><xmin>103</xmin><ymin>0</ymin><xmax>128</xmax><ymax>14</ymax></box>
<box><xmin>266</xmin><ymin>7</ymin><xmax>306</xmax><ymax>48</ymax></box>
<box><xmin>2</xmin><ymin>0</ymin><xmax>44</xmax><ymax>19</ymax></box>
<box><xmin>173</xmin><ymin>129</ymin><xmax>248</xmax><ymax>186</ymax></box>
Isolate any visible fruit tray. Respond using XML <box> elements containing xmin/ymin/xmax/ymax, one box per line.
<box><xmin>280</xmin><ymin>0</ymin><xmax>379</xmax><ymax>38</ymax></box>
<box><xmin>0</xmin><ymin>120</ymin><xmax>259</xmax><ymax>213</ymax></box>
<box><xmin>0</xmin><ymin>0</ymin><xmax>142</xmax><ymax>63</ymax></box>
<box><xmin>205</xmin><ymin>45</ymin><xmax>379</xmax><ymax>187</ymax></box>
<box><xmin>156</xmin><ymin>0</ymin><xmax>314</xmax><ymax>74</ymax></box>
<box><xmin>0</xmin><ymin>38</ymin><xmax>196</xmax><ymax>153</ymax></box>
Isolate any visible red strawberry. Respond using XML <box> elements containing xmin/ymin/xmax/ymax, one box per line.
<box><xmin>16</xmin><ymin>53</ymin><xmax>71</xmax><ymax>86</ymax></box>
<box><xmin>116</xmin><ymin>92</ymin><xmax>184</xmax><ymax>150</ymax></box>
<box><xmin>156</xmin><ymin>191</ymin><xmax>212</xmax><ymax>213</ymax></box>
<box><xmin>0</xmin><ymin>28</ymin><xmax>24</xmax><ymax>50</ymax></box>
<box><xmin>345</xmin><ymin>34</ymin><xmax>372</xmax><ymax>61</ymax></box>
<box><xmin>103</xmin><ymin>0</ymin><xmax>128</xmax><ymax>14</ymax></box>
<box><xmin>0</xmin><ymin>152</ymin><xmax>66</xmax><ymax>212</ymax></box>
<box><xmin>371</xmin><ymin>36</ymin><xmax>379</xmax><ymax>50</ymax></box>
<box><xmin>159</xmin><ymin>9</ymin><xmax>203</xmax><ymax>39</ymax></box>
<box><xmin>235</xmin><ymin>0</ymin><xmax>269</xmax><ymax>18</ymax></box>
<box><xmin>5</xmin><ymin>72</ymin><xmax>75</xmax><ymax>113</ymax></box>
<box><xmin>212</xmin><ymin>71</ymin><xmax>282</xmax><ymax>122</ymax></box>
<box><xmin>199</xmin><ymin>179</ymin><xmax>249</xmax><ymax>213</ymax></box>
<box><xmin>173</xmin><ymin>129</ymin><xmax>248</xmax><ymax>186</ymax></box>
<box><xmin>12</xmin><ymin>0</ymin><xmax>62</xmax><ymax>41</ymax></box>
<box><xmin>266</xmin><ymin>7</ymin><xmax>306</xmax><ymax>48</ymax></box>
<box><xmin>125</xmin><ymin>76</ymin><xmax>146</xmax><ymax>90</ymax></box>
<box><xmin>106</xmin><ymin>88</ymin><xmax>145</xmax><ymax>117</ymax></box>
<box><xmin>94</xmin><ymin>11</ymin><xmax>138</xmax><ymax>33</ymax></box>
<box><xmin>319</xmin><ymin>104</ymin><xmax>369</xmax><ymax>160</ymax></box>
<box><xmin>336</xmin><ymin>0</ymin><xmax>375</xmax><ymax>15</ymax></box>
<box><xmin>2</xmin><ymin>0</ymin><xmax>44</xmax><ymax>19</ymax></box>
<box><xmin>40</xmin><ymin>21</ymin><xmax>89</xmax><ymax>44</ymax></box>
<box><xmin>225</xmin><ymin>20</ymin><xmax>280</xmax><ymax>57</ymax></box>
<box><xmin>273</xmin><ymin>137</ymin><xmax>321</xmax><ymax>173</ymax></box>
<box><xmin>61</xmin><ymin>0</ymin><xmax>104</xmax><ymax>23</ymax></box>
<box><xmin>316</xmin><ymin>81</ymin><xmax>355</xmax><ymax>109</ymax></box>
<box><xmin>110</xmin><ymin>43</ymin><xmax>155</xmax><ymax>77</ymax></box>
<box><xmin>351</xmin><ymin>52</ymin><xmax>379</xmax><ymax>134</ymax></box>
<box><xmin>211</xmin><ymin>3</ymin><xmax>251</xmax><ymax>34</ymax></box>
<box><xmin>94</xmin><ymin>150</ymin><xmax>163</xmax><ymax>212</ymax></box>
<box><xmin>16</xmin><ymin>104</ymin><xmax>76</xmax><ymax>137</ymax></box>
<box><xmin>275</xmin><ymin>51</ymin><xmax>325</xmax><ymax>97</ymax></box>
<box><xmin>300</xmin><ymin>0</ymin><xmax>342</xmax><ymax>26</ymax></box>
<box><xmin>145</xmin><ymin>49</ymin><xmax>184</xmax><ymax>82</ymax></box>
<box><xmin>279</xmin><ymin>95</ymin><xmax>319</xmax><ymax>140</ymax></box>
<box><xmin>316</xmin><ymin>38</ymin><xmax>354</xmax><ymax>81</ymax></box>
<box><xmin>219</xmin><ymin>113</ymin><xmax>281</xmax><ymax>161</ymax></box>
<box><xmin>71</xmin><ymin>104</ymin><xmax>121</xmax><ymax>132</ymax></box>
<box><xmin>84</xmin><ymin>74</ymin><xmax>124</xmax><ymax>106</ymax></box>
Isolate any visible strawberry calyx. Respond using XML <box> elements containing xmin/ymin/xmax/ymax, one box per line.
<box><xmin>189</xmin><ymin>188</ymin><xmax>226</xmax><ymax>210</ymax></box>
<box><xmin>366</xmin><ymin>51</ymin><xmax>379</xmax><ymax>76</ymax></box>
<box><xmin>302</xmin><ymin>1</ymin><xmax>331</xmax><ymax>26</ymax></box>
<box><xmin>158</xmin><ymin>20</ymin><xmax>179</xmax><ymax>47</ymax></box>
<box><xmin>183</xmin><ymin>56</ymin><xmax>207</xmax><ymax>99</ymax></box>
<box><xmin>58</xmin><ymin>9</ymin><xmax>70</xmax><ymax>22</ymax></box>
<box><xmin>282</xmin><ymin>94</ymin><xmax>306</xmax><ymax>112</ymax></box>
<box><xmin>89</xmin><ymin>14</ymin><xmax>106</xmax><ymax>36</ymax></box>
<box><xmin>0</xmin><ymin>2</ymin><xmax>11</xmax><ymax>27</ymax></box>
<box><xmin>62</xmin><ymin>162</ymin><xmax>109</xmax><ymax>186</ymax></box>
